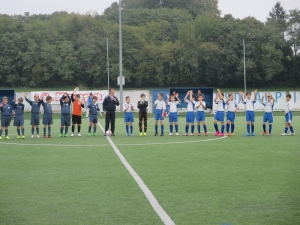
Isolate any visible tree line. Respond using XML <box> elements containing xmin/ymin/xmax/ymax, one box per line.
<box><xmin>0</xmin><ymin>0</ymin><xmax>299</xmax><ymax>88</ymax></box>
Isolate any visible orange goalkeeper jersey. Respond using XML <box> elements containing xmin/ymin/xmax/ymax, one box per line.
<box><xmin>73</xmin><ymin>101</ymin><xmax>83</xmax><ymax>116</ymax></box>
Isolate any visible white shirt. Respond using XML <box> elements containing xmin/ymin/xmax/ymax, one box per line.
<box><xmin>215</xmin><ymin>98</ymin><xmax>225</xmax><ymax>112</ymax></box>
<box><xmin>193</xmin><ymin>100</ymin><xmax>206</xmax><ymax>112</ymax></box>
<box><xmin>227</xmin><ymin>100</ymin><xmax>238</xmax><ymax>112</ymax></box>
<box><xmin>285</xmin><ymin>100</ymin><xmax>293</xmax><ymax>113</ymax></box>
<box><xmin>262</xmin><ymin>101</ymin><xmax>274</xmax><ymax>113</ymax></box>
<box><xmin>168</xmin><ymin>101</ymin><xmax>179</xmax><ymax>113</ymax></box>
<box><xmin>244</xmin><ymin>99</ymin><xmax>256</xmax><ymax>111</ymax></box>
<box><xmin>124</xmin><ymin>103</ymin><xmax>133</xmax><ymax>112</ymax></box>
<box><xmin>155</xmin><ymin>100</ymin><xmax>166</xmax><ymax>110</ymax></box>
<box><xmin>185</xmin><ymin>100</ymin><xmax>194</xmax><ymax>112</ymax></box>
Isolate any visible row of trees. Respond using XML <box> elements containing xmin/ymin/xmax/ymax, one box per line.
<box><xmin>0</xmin><ymin>0</ymin><xmax>299</xmax><ymax>88</ymax></box>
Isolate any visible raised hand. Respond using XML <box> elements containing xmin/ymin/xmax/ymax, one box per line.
<box><xmin>166</xmin><ymin>94</ymin><xmax>169</xmax><ymax>98</ymax></box>
<box><xmin>239</xmin><ymin>91</ymin><xmax>243</xmax><ymax>95</ymax></box>
<box><xmin>254</xmin><ymin>89</ymin><xmax>258</xmax><ymax>94</ymax></box>
<box><xmin>0</xmin><ymin>102</ymin><xmax>3</xmax><ymax>107</ymax></box>
<box><xmin>24</xmin><ymin>92</ymin><xmax>27</xmax><ymax>97</ymax></box>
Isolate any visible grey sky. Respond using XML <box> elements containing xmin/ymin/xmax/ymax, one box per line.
<box><xmin>1</xmin><ymin>0</ymin><xmax>299</xmax><ymax>22</ymax></box>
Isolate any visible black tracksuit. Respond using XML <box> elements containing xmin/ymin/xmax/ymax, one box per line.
<box><xmin>137</xmin><ymin>101</ymin><xmax>148</xmax><ymax>133</ymax></box>
<box><xmin>103</xmin><ymin>95</ymin><xmax>119</xmax><ymax>134</ymax></box>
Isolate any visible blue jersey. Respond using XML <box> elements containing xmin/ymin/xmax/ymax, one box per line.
<box><xmin>42</xmin><ymin>101</ymin><xmax>53</xmax><ymax>114</ymax></box>
<box><xmin>60</xmin><ymin>96</ymin><xmax>71</xmax><ymax>115</ymax></box>
<box><xmin>0</xmin><ymin>104</ymin><xmax>12</xmax><ymax>116</ymax></box>
<box><xmin>26</xmin><ymin>97</ymin><xmax>43</xmax><ymax>114</ymax></box>
<box><xmin>88</xmin><ymin>103</ymin><xmax>100</xmax><ymax>115</ymax></box>
<box><xmin>11</xmin><ymin>102</ymin><xmax>25</xmax><ymax>115</ymax></box>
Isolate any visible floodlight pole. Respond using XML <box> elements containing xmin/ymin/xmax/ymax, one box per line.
<box><xmin>107</xmin><ymin>38</ymin><xmax>109</xmax><ymax>92</ymax></box>
<box><xmin>243</xmin><ymin>39</ymin><xmax>246</xmax><ymax>94</ymax></box>
<box><xmin>119</xmin><ymin>0</ymin><xmax>123</xmax><ymax>112</ymax></box>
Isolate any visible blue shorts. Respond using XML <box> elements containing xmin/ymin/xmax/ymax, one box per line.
<box><xmin>124</xmin><ymin>113</ymin><xmax>134</xmax><ymax>123</ymax></box>
<box><xmin>155</xmin><ymin>109</ymin><xmax>164</xmax><ymax>121</ymax></box>
<box><xmin>227</xmin><ymin>111</ymin><xmax>236</xmax><ymax>122</ymax></box>
<box><xmin>186</xmin><ymin>112</ymin><xmax>195</xmax><ymax>123</ymax></box>
<box><xmin>30</xmin><ymin>114</ymin><xmax>40</xmax><ymax>125</ymax></box>
<box><xmin>89</xmin><ymin>115</ymin><xmax>98</xmax><ymax>124</ymax></box>
<box><xmin>14</xmin><ymin>115</ymin><xmax>24</xmax><ymax>126</ymax></box>
<box><xmin>196</xmin><ymin>111</ymin><xmax>205</xmax><ymax>122</ymax></box>
<box><xmin>214</xmin><ymin>111</ymin><xmax>224</xmax><ymax>122</ymax></box>
<box><xmin>1</xmin><ymin>116</ymin><xmax>11</xmax><ymax>127</ymax></box>
<box><xmin>169</xmin><ymin>112</ymin><xmax>178</xmax><ymax>123</ymax></box>
<box><xmin>263</xmin><ymin>112</ymin><xmax>274</xmax><ymax>123</ymax></box>
<box><xmin>61</xmin><ymin>115</ymin><xmax>71</xmax><ymax>126</ymax></box>
<box><xmin>285</xmin><ymin>112</ymin><xmax>293</xmax><ymax>123</ymax></box>
<box><xmin>43</xmin><ymin>114</ymin><xmax>53</xmax><ymax>125</ymax></box>
<box><xmin>246</xmin><ymin>111</ymin><xmax>255</xmax><ymax>123</ymax></box>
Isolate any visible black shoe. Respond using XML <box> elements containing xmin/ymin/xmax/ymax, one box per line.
<box><xmin>154</xmin><ymin>133</ymin><xmax>158</xmax><ymax>136</ymax></box>
<box><xmin>112</xmin><ymin>133</ymin><xmax>115</xmax><ymax>136</ymax></box>
<box><xmin>160</xmin><ymin>134</ymin><xmax>164</xmax><ymax>136</ymax></box>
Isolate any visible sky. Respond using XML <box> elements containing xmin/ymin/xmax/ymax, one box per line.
<box><xmin>1</xmin><ymin>0</ymin><xmax>299</xmax><ymax>22</ymax></box>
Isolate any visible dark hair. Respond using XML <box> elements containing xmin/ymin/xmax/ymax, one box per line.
<box><xmin>92</xmin><ymin>96</ymin><xmax>97</xmax><ymax>100</ymax></box>
<box><xmin>46</xmin><ymin>96</ymin><xmax>52</xmax><ymax>101</ymax></box>
<box><xmin>126</xmin><ymin>96</ymin><xmax>130</xmax><ymax>99</ymax></box>
<box><xmin>62</xmin><ymin>96</ymin><xmax>67</xmax><ymax>100</ymax></box>
<box><xmin>158</xmin><ymin>93</ymin><xmax>163</xmax><ymax>97</ymax></box>
<box><xmin>18</xmin><ymin>97</ymin><xmax>23</xmax><ymax>102</ymax></box>
<box><xmin>76</xmin><ymin>94</ymin><xmax>80</xmax><ymax>98</ymax></box>
<box><xmin>140</xmin><ymin>93</ymin><xmax>145</xmax><ymax>98</ymax></box>
<box><xmin>109</xmin><ymin>88</ymin><xmax>114</xmax><ymax>93</ymax></box>
<box><xmin>286</xmin><ymin>94</ymin><xmax>291</xmax><ymax>98</ymax></box>
<box><xmin>246</xmin><ymin>92</ymin><xmax>251</xmax><ymax>96</ymax></box>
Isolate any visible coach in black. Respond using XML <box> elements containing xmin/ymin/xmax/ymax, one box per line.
<box><xmin>103</xmin><ymin>88</ymin><xmax>119</xmax><ymax>136</ymax></box>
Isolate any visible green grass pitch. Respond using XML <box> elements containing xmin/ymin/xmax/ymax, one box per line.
<box><xmin>0</xmin><ymin>112</ymin><xmax>299</xmax><ymax>225</ymax></box>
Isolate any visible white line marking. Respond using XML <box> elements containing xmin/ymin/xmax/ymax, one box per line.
<box><xmin>98</xmin><ymin>122</ymin><xmax>175</xmax><ymax>225</ymax></box>
<box><xmin>0</xmin><ymin>142</ymin><xmax>109</xmax><ymax>147</ymax></box>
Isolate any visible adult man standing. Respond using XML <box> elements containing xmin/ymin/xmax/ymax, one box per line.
<box><xmin>103</xmin><ymin>88</ymin><xmax>119</xmax><ymax>136</ymax></box>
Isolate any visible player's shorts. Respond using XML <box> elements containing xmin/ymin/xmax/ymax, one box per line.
<box><xmin>43</xmin><ymin>114</ymin><xmax>53</xmax><ymax>125</ymax></box>
<box><xmin>1</xmin><ymin>116</ymin><xmax>11</xmax><ymax>127</ymax></box>
<box><xmin>61</xmin><ymin>114</ymin><xmax>71</xmax><ymax>126</ymax></box>
<box><xmin>263</xmin><ymin>112</ymin><xmax>274</xmax><ymax>123</ymax></box>
<box><xmin>155</xmin><ymin>109</ymin><xmax>164</xmax><ymax>121</ymax></box>
<box><xmin>124</xmin><ymin>112</ymin><xmax>134</xmax><ymax>123</ymax></box>
<box><xmin>72</xmin><ymin>115</ymin><xmax>82</xmax><ymax>124</ymax></box>
<box><xmin>214</xmin><ymin>111</ymin><xmax>224</xmax><ymax>122</ymax></box>
<box><xmin>227</xmin><ymin>111</ymin><xmax>236</xmax><ymax>122</ymax></box>
<box><xmin>186</xmin><ymin>112</ymin><xmax>195</xmax><ymax>123</ymax></box>
<box><xmin>14</xmin><ymin>115</ymin><xmax>24</xmax><ymax>126</ymax></box>
<box><xmin>196</xmin><ymin>111</ymin><xmax>205</xmax><ymax>122</ymax></box>
<box><xmin>246</xmin><ymin>111</ymin><xmax>255</xmax><ymax>123</ymax></box>
<box><xmin>285</xmin><ymin>112</ymin><xmax>293</xmax><ymax>123</ymax></box>
<box><xmin>89</xmin><ymin>114</ymin><xmax>98</xmax><ymax>124</ymax></box>
<box><xmin>169</xmin><ymin>112</ymin><xmax>178</xmax><ymax>123</ymax></box>
<box><xmin>30</xmin><ymin>113</ymin><xmax>40</xmax><ymax>125</ymax></box>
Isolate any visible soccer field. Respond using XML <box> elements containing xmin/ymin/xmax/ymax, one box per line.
<box><xmin>0</xmin><ymin>113</ymin><xmax>299</xmax><ymax>225</ymax></box>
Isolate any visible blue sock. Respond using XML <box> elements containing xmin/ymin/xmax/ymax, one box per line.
<box><xmin>94</xmin><ymin>126</ymin><xmax>97</xmax><ymax>133</ymax></box>
<box><xmin>214</xmin><ymin>124</ymin><xmax>219</xmax><ymax>132</ymax></box>
<box><xmin>170</xmin><ymin>125</ymin><xmax>173</xmax><ymax>133</ymax></box>
<box><xmin>130</xmin><ymin>126</ymin><xmax>133</xmax><ymax>134</ymax></box>
<box><xmin>161</xmin><ymin>125</ymin><xmax>164</xmax><ymax>134</ymax></box>
<box><xmin>48</xmin><ymin>127</ymin><xmax>51</xmax><ymax>135</ymax></box>
<box><xmin>60</xmin><ymin>127</ymin><xmax>64</xmax><ymax>134</ymax></box>
<box><xmin>43</xmin><ymin>128</ymin><xmax>46</xmax><ymax>135</ymax></box>
<box><xmin>21</xmin><ymin>128</ymin><xmax>24</xmax><ymax>135</ymax></box>
<box><xmin>269</xmin><ymin>125</ymin><xmax>272</xmax><ymax>134</ymax></box>
<box><xmin>65</xmin><ymin>126</ymin><xmax>68</xmax><ymax>134</ymax></box>
<box><xmin>175</xmin><ymin>125</ymin><xmax>178</xmax><ymax>132</ymax></box>
<box><xmin>126</xmin><ymin>125</ymin><xmax>129</xmax><ymax>133</ymax></box>
<box><xmin>247</xmin><ymin>124</ymin><xmax>250</xmax><ymax>133</ymax></box>
<box><xmin>197</xmin><ymin>125</ymin><xmax>200</xmax><ymax>133</ymax></box>
<box><xmin>88</xmin><ymin>126</ymin><xmax>92</xmax><ymax>133</ymax></box>
<box><xmin>231</xmin><ymin>124</ymin><xmax>235</xmax><ymax>133</ymax></box>
<box><xmin>263</xmin><ymin>124</ymin><xmax>266</xmax><ymax>132</ymax></box>
<box><xmin>5</xmin><ymin>129</ymin><xmax>8</xmax><ymax>136</ymax></box>
<box><xmin>0</xmin><ymin>129</ymin><xmax>3</xmax><ymax>136</ymax></box>
<box><xmin>31</xmin><ymin>127</ymin><xmax>34</xmax><ymax>135</ymax></box>
<box><xmin>191</xmin><ymin>125</ymin><xmax>194</xmax><ymax>133</ymax></box>
<box><xmin>284</xmin><ymin>127</ymin><xmax>288</xmax><ymax>133</ymax></box>
<box><xmin>251</xmin><ymin>125</ymin><xmax>254</xmax><ymax>133</ymax></box>
<box><xmin>185</xmin><ymin>125</ymin><xmax>188</xmax><ymax>133</ymax></box>
<box><xmin>226</xmin><ymin>124</ymin><xmax>230</xmax><ymax>133</ymax></box>
<box><xmin>204</xmin><ymin>125</ymin><xmax>207</xmax><ymax>132</ymax></box>
<box><xmin>290</xmin><ymin>126</ymin><xmax>294</xmax><ymax>133</ymax></box>
<box><xmin>155</xmin><ymin>125</ymin><xmax>158</xmax><ymax>133</ymax></box>
<box><xmin>17</xmin><ymin>128</ymin><xmax>20</xmax><ymax>136</ymax></box>
<box><xmin>221</xmin><ymin>125</ymin><xmax>225</xmax><ymax>133</ymax></box>
<box><xmin>36</xmin><ymin>128</ymin><xmax>39</xmax><ymax>135</ymax></box>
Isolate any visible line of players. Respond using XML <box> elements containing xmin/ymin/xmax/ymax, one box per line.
<box><xmin>0</xmin><ymin>89</ymin><xmax>296</xmax><ymax>139</ymax></box>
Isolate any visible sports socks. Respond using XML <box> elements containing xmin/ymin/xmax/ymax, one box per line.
<box><xmin>263</xmin><ymin>124</ymin><xmax>266</xmax><ymax>132</ymax></box>
<box><xmin>284</xmin><ymin>127</ymin><xmax>288</xmax><ymax>133</ymax></box>
<box><xmin>251</xmin><ymin>125</ymin><xmax>254</xmax><ymax>133</ymax></box>
<box><xmin>44</xmin><ymin>128</ymin><xmax>46</xmax><ymax>135</ymax></box>
<box><xmin>65</xmin><ymin>126</ymin><xmax>68</xmax><ymax>134</ymax></box>
<box><xmin>221</xmin><ymin>125</ymin><xmax>225</xmax><ymax>134</ymax></box>
<box><xmin>130</xmin><ymin>126</ymin><xmax>133</xmax><ymax>134</ymax></box>
<box><xmin>94</xmin><ymin>126</ymin><xmax>97</xmax><ymax>133</ymax></box>
<box><xmin>161</xmin><ymin>125</ymin><xmax>164</xmax><ymax>134</ymax></box>
<box><xmin>191</xmin><ymin>125</ymin><xmax>194</xmax><ymax>133</ymax></box>
<box><xmin>21</xmin><ymin>128</ymin><xmax>25</xmax><ymax>135</ymax></box>
<box><xmin>60</xmin><ymin>127</ymin><xmax>64</xmax><ymax>134</ymax></box>
<box><xmin>247</xmin><ymin>124</ymin><xmax>250</xmax><ymax>133</ymax></box>
<box><xmin>203</xmin><ymin>125</ymin><xmax>207</xmax><ymax>133</ymax></box>
<box><xmin>5</xmin><ymin>129</ymin><xmax>8</xmax><ymax>136</ymax></box>
<box><xmin>269</xmin><ymin>125</ymin><xmax>272</xmax><ymax>134</ymax></box>
<box><xmin>226</xmin><ymin>124</ymin><xmax>230</xmax><ymax>133</ymax></box>
<box><xmin>185</xmin><ymin>125</ymin><xmax>189</xmax><ymax>133</ymax></box>
<box><xmin>170</xmin><ymin>125</ymin><xmax>173</xmax><ymax>133</ymax></box>
<box><xmin>36</xmin><ymin>128</ymin><xmax>39</xmax><ymax>135</ymax></box>
<box><xmin>155</xmin><ymin>125</ymin><xmax>158</xmax><ymax>133</ymax></box>
<box><xmin>231</xmin><ymin>124</ymin><xmax>234</xmax><ymax>133</ymax></box>
<box><xmin>197</xmin><ymin>125</ymin><xmax>200</xmax><ymax>133</ymax></box>
<box><xmin>31</xmin><ymin>127</ymin><xmax>34</xmax><ymax>135</ymax></box>
<box><xmin>17</xmin><ymin>128</ymin><xmax>20</xmax><ymax>136</ymax></box>
<box><xmin>175</xmin><ymin>125</ymin><xmax>178</xmax><ymax>132</ymax></box>
<box><xmin>214</xmin><ymin>124</ymin><xmax>219</xmax><ymax>132</ymax></box>
<box><xmin>126</xmin><ymin>125</ymin><xmax>129</xmax><ymax>133</ymax></box>
<box><xmin>88</xmin><ymin>126</ymin><xmax>92</xmax><ymax>133</ymax></box>
<box><xmin>290</xmin><ymin>126</ymin><xmax>294</xmax><ymax>133</ymax></box>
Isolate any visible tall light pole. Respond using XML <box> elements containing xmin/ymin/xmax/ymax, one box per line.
<box><xmin>107</xmin><ymin>38</ymin><xmax>109</xmax><ymax>92</ymax></box>
<box><xmin>119</xmin><ymin>0</ymin><xmax>123</xmax><ymax>112</ymax></box>
<box><xmin>243</xmin><ymin>39</ymin><xmax>246</xmax><ymax>94</ymax></box>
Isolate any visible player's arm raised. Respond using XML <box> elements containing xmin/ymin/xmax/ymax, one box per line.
<box><xmin>217</xmin><ymin>89</ymin><xmax>223</xmax><ymax>100</ymax></box>
<box><xmin>184</xmin><ymin>91</ymin><xmax>189</xmax><ymax>102</ymax></box>
<box><xmin>166</xmin><ymin>94</ymin><xmax>170</xmax><ymax>104</ymax></box>
<box><xmin>253</xmin><ymin>89</ymin><xmax>258</xmax><ymax>102</ymax></box>
<box><xmin>239</xmin><ymin>91</ymin><xmax>244</xmax><ymax>102</ymax></box>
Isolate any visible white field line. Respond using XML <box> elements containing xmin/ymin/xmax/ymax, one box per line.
<box><xmin>98</xmin><ymin>122</ymin><xmax>175</xmax><ymax>225</ymax></box>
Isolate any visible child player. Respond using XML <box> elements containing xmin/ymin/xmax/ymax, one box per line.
<box><xmin>183</xmin><ymin>91</ymin><xmax>195</xmax><ymax>136</ymax></box>
<box><xmin>124</xmin><ymin>96</ymin><xmax>134</xmax><ymax>136</ymax></box>
<box><xmin>0</xmin><ymin>96</ymin><xmax>12</xmax><ymax>140</ymax></box>
<box><xmin>137</xmin><ymin>94</ymin><xmax>148</xmax><ymax>136</ymax></box>
<box><xmin>166</xmin><ymin>93</ymin><xmax>180</xmax><ymax>136</ymax></box>
<box><xmin>194</xmin><ymin>94</ymin><xmax>208</xmax><ymax>136</ymax></box>
<box><xmin>59</xmin><ymin>92</ymin><xmax>71</xmax><ymax>137</ymax></box>
<box><xmin>240</xmin><ymin>89</ymin><xmax>257</xmax><ymax>136</ymax></box>
<box><xmin>153</xmin><ymin>93</ymin><xmax>166</xmax><ymax>136</ymax></box>
<box><xmin>213</xmin><ymin>89</ymin><xmax>225</xmax><ymax>137</ymax></box>
<box><xmin>281</xmin><ymin>93</ymin><xmax>295</xmax><ymax>136</ymax></box>
<box><xmin>25</xmin><ymin>92</ymin><xmax>43</xmax><ymax>138</ymax></box>
<box><xmin>71</xmin><ymin>91</ymin><xmax>85</xmax><ymax>137</ymax></box>
<box><xmin>41</xmin><ymin>95</ymin><xmax>53</xmax><ymax>138</ymax></box>
<box><xmin>225</xmin><ymin>93</ymin><xmax>239</xmax><ymax>136</ymax></box>
<box><xmin>11</xmin><ymin>97</ymin><xmax>25</xmax><ymax>139</ymax></box>
<box><xmin>261</xmin><ymin>93</ymin><xmax>275</xmax><ymax>136</ymax></box>
<box><xmin>88</xmin><ymin>96</ymin><xmax>100</xmax><ymax>137</ymax></box>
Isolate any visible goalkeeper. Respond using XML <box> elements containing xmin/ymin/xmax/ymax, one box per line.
<box><xmin>137</xmin><ymin>93</ymin><xmax>148</xmax><ymax>136</ymax></box>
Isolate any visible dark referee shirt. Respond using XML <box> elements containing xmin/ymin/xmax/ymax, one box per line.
<box><xmin>103</xmin><ymin>95</ymin><xmax>119</xmax><ymax>112</ymax></box>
